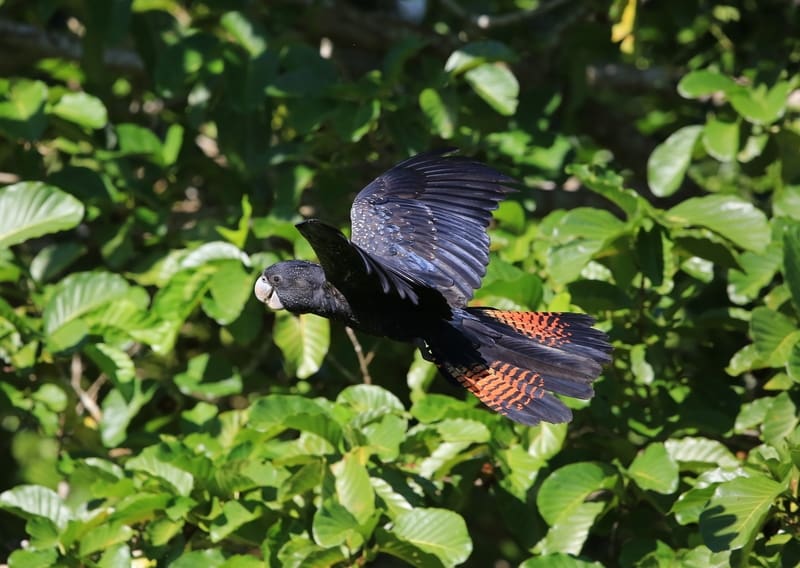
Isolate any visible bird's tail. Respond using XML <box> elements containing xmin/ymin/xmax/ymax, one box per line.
<box><xmin>426</xmin><ymin>307</ymin><xmax>612</xmax><ymax>426</ymax></box>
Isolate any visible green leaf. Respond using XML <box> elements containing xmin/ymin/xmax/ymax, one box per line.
<box><xmin>729</xmin><ymin>81</ymin><xmax>791</xmax><ymax>125</ymax></box>
<box><xmin>312</xmin><ymin>501</ymin><xmax>363</xmax><ymax>548</ymax></box>
<box><xmin>699</xmin><ymin>474</ymin><xmax>785</xmax><ymax>552</ymax></box>
<box><xmin>702</xmin><ymin>117</ymin><xmax>739</xmax><ymax>162</ymax></box>
<box><xmin>332</xmin><ymin>99</ymin><xmax>381</xmax><ymax>142</ymax></box>
<box><xmin>85</xmin><ymin>343</ymin><xmax>136</xmax><ymax>385</ymax></box>
<box><xmin>209</xmin><ymin>500</ymin><xmax>260</xmax><ymax>543</ymax></box>
<box><xmin>647</xmin><ymin>125</ymin><xmax>703</xmax><ymax>197</ymax></box>
<box><xmin>521</xmin><ymin>553</ymin><xmax>604</xmax><ymax>568</ymax></box>
<box><xmin>445</xmin><ymin>40</ymin><xmax>516</xmax><ymax>75</ymax></box>
<box><xmin>464</xmin><ymin>63</ymin><xmax>519</xmax><ymax>116</ymax></box>
<box><xmin>0</xmin><ymin>79</ymin><xmax>47</xmax><ymax>140</ymax></box>
<box><xmin>627</xmin><ymin>442</ymin><xmax>679</xmax><ymax>494</ymax></box>
<box><xmin>78</xmin><ymin>521</ymin><xmax>134</xmax><ymax>557</ymax></box>
<box><xmin>387</xmin><ymin>508</ymin><xmax>472</xmax><ymax>567</ymax></box>
<box><xmin>100</xmin><ymin>382</ymin><xmax>157</xmax><ymax>447</ymax></box>
<box><xmin>783</xmin><ymin>223</ymin><xmax>800</xmax><ymax>316</ymax></box>
<box><xmin>43</xmin><ymin>271</ymin><xmax>130</xmax><ymax>351</ymax></box>
<box><xmin>0</xmin><ymin>182</ymin><xmax>84</xmax><ymax>249</ymax></box>
<box><xmin>174</xmin><ymin>353</ymin><xmax>243</xmax><ymax>399</ymax></box>
<box><xmin>0</xmin><ymin>485</ymin><xmax>72</xmax><ymax>529</ymax></box>
<box><xmin>337</xmin><ymin>384</ymin><xmax>404</xmax><ymax>415</ymax></box>
<box><xmin>536</xmin><ymin>501</ymin><xmax>606</xmax><ymax>555</ymax></box>
<box><xmin>273</xmin><ymin>312</ymin><xmax>330</xmax><ymax>379</ymax></box>
<box><xmin>116</xmin><ymin>123</ymin><xmax>163</xmax><ymax>157</ymax></box>
<box><xmin>125</xmin><ymin>451</ymin><xmax>194</xmax><ymax>497</ymax></box>
<box><xmin>677</xmin><ymin>70</ymin><xmax>737</xmax><ymax>99</ymax></box>
<box><xmin>332</xmin><ymin>450</ymin><xmax>375</xmax><ymax>525</ymax></box>
<box><xmin>220</xmin><ymin>11</ymin><xmax>267</xmax><ymax>56</ymax></box>
<box><xmin>762</xmin><ymin>392</ymin><xmax>798</xmax><ymax>447</ymax></box>
<box><xmin>664</xmin><ymin>437</ymin><xmax>739</xmax><ymax>470</ymax></box>
<box><xmin>419</xmin><ymin>88</ymin><xmax>456</xmax><ymax>139</ymax></box>
<box><xmin>666</xmin><ymin>195</ymin><xmax>770</xmax><ymax>252</ymax></box>
<box><xmin>750</xmin><ymin>307</ymin><xmax>800</xmax><ymax>367</ymax></box>
<box><xmin>537</xmin><ymin>462</ymin><xmax>617</xmax><ymax>527</ymax></box>
<box><xmin>7</xmin><ymin>548</ymin><xmax>59</xmax><ymax>568</ymax></box>
<box><xmin>50</xmin><ymin>92</ymin><xmax>108</xmax><ymax>129</ymax></box>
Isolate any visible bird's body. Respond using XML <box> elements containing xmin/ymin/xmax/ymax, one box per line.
<box><xmin>255</xmin><ymin>150</ymin><xmax>612</xmax><ymax>425</ymax></box>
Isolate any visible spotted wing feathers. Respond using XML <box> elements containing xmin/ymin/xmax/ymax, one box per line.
<box><xmin>349</xmin><ymin>150</ymin><xmax>516</xmax><ymax>307</ymax></box>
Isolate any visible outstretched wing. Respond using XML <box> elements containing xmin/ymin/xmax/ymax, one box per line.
<box><xmin>349</xmin><ymin>150</ymin><xmax>517</xmax><ymax>307</ymax></box>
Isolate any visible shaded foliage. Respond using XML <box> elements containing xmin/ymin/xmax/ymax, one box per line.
<box><xmin>0</xmin><ymin>0</ymin><xmax>799</xmax><ymax>566</ymax></box>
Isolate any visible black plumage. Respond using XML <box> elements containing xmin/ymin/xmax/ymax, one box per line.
<box><xmin>255</xmin><ymin>150</ymin><xmax>612</xmax><ymax>425</ymax></box>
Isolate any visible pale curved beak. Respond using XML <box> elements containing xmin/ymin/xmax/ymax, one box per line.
<box><xmin>254</xmin><ymin>275</ymin><xmax>284</xmax><ymax>310</ymax></box>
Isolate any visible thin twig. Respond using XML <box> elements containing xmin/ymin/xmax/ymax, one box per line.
<box><xmin>345</xmin><ymin>326</ymin><xmax>373</xmax><ymax>384</ymax></box>
<box><xmin>70</xmin><ymin>353</ymin><xmax>103</xmax><ymax>423</ymax></box>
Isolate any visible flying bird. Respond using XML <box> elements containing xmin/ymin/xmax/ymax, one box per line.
<box><xmin>255</xmin><ymin>150</ymin><xmax>611</xmax><ymax>425</ymax></box>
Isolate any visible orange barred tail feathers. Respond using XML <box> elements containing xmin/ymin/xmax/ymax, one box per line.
<box><xmin>429</xmin><ymin>308</ymin><xmax>611</xmax><ymax>426</ymax></box>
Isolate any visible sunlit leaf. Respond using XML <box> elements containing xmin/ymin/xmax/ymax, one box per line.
<box><xmin>385</xmin><ymin>508</ymin><xmax>472</xmax><ymax>566</ymax></box>
<box><xmin>50</xmin><ymin>92</ymin><xmax>108</xmax><ymax>129</ymax></box>
<box><xmin>273</xmin><ymin>312</ymin><xmax>330</xmax><ymax>379</ymax></box>
<box><xmin>699</xmin><ymin>475</ymin><xmax>785</xmax><ymax>552</ymax></box>
<box><xmin>465</xmin><ymin>63</ymin><xmax>519</xmax><ymax>116</ymax></box>
<box><xmin>0</xmin><ymin>182</ymin><xmax>84</xmax><ymax>249</ymax></box>
<box><xmin>627</xmin><ymin>442</ymin><xmax>679</xmax><ymax>494</ymax></box>
<box><xmin>647</xmin><ymin>125</ymin><xmax>703</xmax><ymax>197</ymax></box>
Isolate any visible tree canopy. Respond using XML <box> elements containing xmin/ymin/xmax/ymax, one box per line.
<box><xmin>0</xmin><ymin>0</ymin><xmax>799</xmax><ymax>566</ymax></box>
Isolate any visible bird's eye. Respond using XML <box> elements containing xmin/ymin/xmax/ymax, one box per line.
<box><xmin>270</xmin><ymin>274</ymin><xmax>282</xmax><ymax>284</ymax></box>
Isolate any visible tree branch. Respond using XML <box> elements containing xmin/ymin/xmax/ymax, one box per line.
<box><xmin>438</xmin><ymin>0</ymin><xmax>570</xmax><ymax>29</ymax></box>
<box><xmin>0</xmin><ymin>18</ymin><xmax>144</xmax><ymax>75</ymax></box>
<box><xmin>345</xmin><ymin>326</ymin><xmax>373</xmax><ymax>385</ymax></box>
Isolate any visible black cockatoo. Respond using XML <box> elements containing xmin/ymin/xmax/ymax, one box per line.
<box><xmin>255</xmin><ymin>150</ymin><xmax>611</xmax><ymax>425</ymax></box>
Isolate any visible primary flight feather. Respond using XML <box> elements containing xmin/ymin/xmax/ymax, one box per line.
<box><xmin>255</xmin><ymin>150</ymin><xmax>611</xmax><ymax>425</ymax></box>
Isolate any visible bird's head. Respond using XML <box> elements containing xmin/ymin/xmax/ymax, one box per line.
<box><xmin>254</xmin><ymin>260</ymin><xmax>327</xmax><ymax>313</ymax></box>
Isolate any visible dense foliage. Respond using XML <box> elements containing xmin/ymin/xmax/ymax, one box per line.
<box><xmin>1</xmin><ymin>0</ymin><xmax>799</xmax><ymax>566</ymax></box>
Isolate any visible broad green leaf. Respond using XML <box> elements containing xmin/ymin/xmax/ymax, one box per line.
<box><xmin>85</xmin><ymin>343</ymin><xmax>136</xmax><ymax>385</ymax></box>
<box><xmin>554</xmin><ymin>207</ymin><xmax>626</xmax><ymax>242</ymax></box>
<box><xmin>332</xmin><ymin>450</ymin><xmax>375</xmax><ymax>525</ymax></box>
<box><xmin>43</xmin><ymin>271</ymin><xmax>130</xmax><ymax>350</ymax></box>
<box><xmin>627</xmin><ymin>442</ymin><xmax>679</xmax><ymax>494</ymax></box>
<box><xmin>497</xmin><ymin>445</ymin><xmax>541</xmax><ymax>500</ymax></box>
<box><xmin>174</xmin><ymin>353</ymin><xmax>243</xmax><ymax>399</ymax></box>
<box><xmin>30</xmin><ymin>242</ymin><xmax>86</xmax><ymax>283</ymax></box>
<box><xmin>273</xmin><ymin>312</ymin><xmax>330</xmax><ymax>379</ymax></box>
<box><xmin>100</xmin><ymin>382</ymin><xmax>157</xmax><ymax>447</ymax></box>
<box><xmin>465</xmin><ymin>63</ymin><xmax>519</xmax><ymax>116</ymax></box>
<box><xmin>0</xmin><ymin>485</ymin><xmax>72</xmax><ymax>529</ymax></box>
<box><xmin>202</xmin><ymin>262</ymin><xmax>253</xmax><ymax>325</ymax></box>
<box><xmin>672</xmin><ymin>485</ymin><xmax>716</xmax><ymax>525</ymax></box>
<box><xmin>0</xmin><ymin>182</ymin><xmax>84</xmax><ymax>249</ymax></box>
<box><xmin>370</xmin><ymin>477</ymin><xmax>413</xmax><ymax>519</ymax></box>
<box><xmin>220</xmin><ymin>11</ymin><xmax>267</xmax><ymax>56</ymax></box>
<box><xmin>750</xmin><ymin>307</ymin><xmax>800</xmax><ymax>367</ymax></box>
<box><xmin>249</xmin><ymin>394</ymin><xmax>342</xmax><ymax>446</ymax></box>
<box><xmin>728</xmin><ymin>81</ymin><xmax>791</xmax><ymax>125</ymax></box>
<box><xmin>333</xmin><ymin>99</ymin><xmax>381</xmax><ymax>142</ymax></box>
<box><xmin>419</xmin><ymin>88</ymin><xmax>456</xmax><ymax>139</ymax></box>
<box><xmin>783</xmin><ymin>224</ymin><xmax>800</xmax><ymax>315</ymax></box>
<box><xmin>436</xmin><ymin>418</ymin><xmax>490</xmax><ymax>443</ymax></box>
<box><xmin>78</xmin><ymin>521</ymin><xmax>134</xmax><ymax>557</ymax></box>
<box><xmin>521</xmin><ymin>553</ymin><xmax>604</xmax><ymax>568</ymax></box>
<box><xmin>209</xmin><ymin>500</ymin><xmax>260</xmax><ymax>543</ymax></box>
<box><xmin>677</xmin><ymin>70</ymin><xmax>737</xmax><ymax>98</ymax></box>
<box><xmin>664</xmin><ymin>437</ymin><xmax>739</xmax><ymax>470</ymax></box>
<box><xmin>762</xmin><ymin>392</ymin><xmax>798</xmax><ymax>447</ymax></box>
<box><xmin>116</xmin><ymin>123</ymin><xmax>163</xmax><ymax>157</ymax></box>
<box><xmin>0</xmin><ymin>79</ymin><xmax>47</xmax><ymax>139</ymax></box>
<box><xmin>727</xmin><ymin>243</ymin><xmax>782</xmax><ymax>305</ymax></box>
<box><xmin>7</xmin><ymin>548</ymin><xmax>59</xmax><ymax>568</ymax></box>
<box><xmin>170</xmin><ymin>549</ymin><xmax>226</xmax><ymax>568</ymax></box>
<box><xmin>388</xmin><ymin>508</ymin><xmax>472</xmax><ymax>567</ymax></box>
<box><xmin>312</xmin><ymin>501</ymin><xmax>363</xmax><ymax>548</ymax></box>
<box><xmin>702</xmin><ymin>117</ymin><xmax>739</xmax><ymax>162</ymax></box>
<box><xmin>537</xmin><ymin>462</ymin><xmax>617</xmax><ymax>529</ymax></box>
<box><xmin>337</xmin><ymin>384</ymin><xmax>404</xmax><ymax>415</ymax></box>
<box><xmin>125</xmin><ymin>451</ymin><xmax>194</xmax><ymax>497</ymax></box>
<box><xmin>666</xmin><ymin>195</ymin><xmax>770</xmax><ymax>252</ymax></box>
<box><xmin>536</xmin><ymin>501</ymin><xmax>605</xmax><ymax>555</ymax></box>
<box><xmin>181</xmin><ymin>241</ymin><xmax>251</xmax><ymax>268</ymax></box>
<box><xmin>565</xmin><ymin>164</ymin><xmax>645</xmax><ymax>218</ymax></box>
<box><xmin>444</xmin><ymin>40</ymin><xmax>516</xmax><ymax>75</ymax></box>
<box><xmin>699</xmin><ymin>474</ymin><xmax>785</xmax><ymax>552</ymax></box>
<box><xmin>647</xmin><ymin>125</ymin><xmax>703</xmax><ymax>197</ymax></box>
<box><xmin>50</xmin><ymin>92</ymin><xmax>108</xmax><ymax>129</ymax></box>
